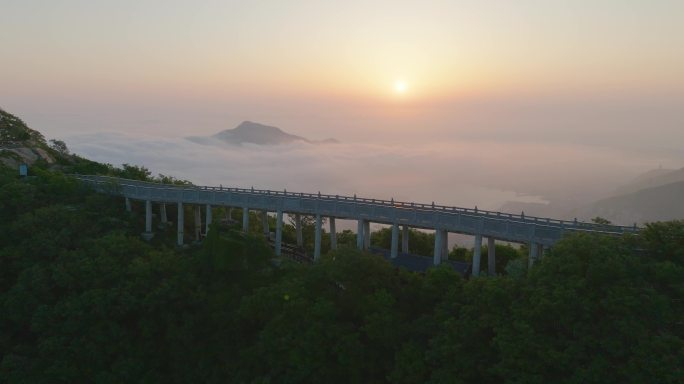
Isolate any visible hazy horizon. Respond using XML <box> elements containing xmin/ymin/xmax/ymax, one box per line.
<box><xmin>2</xmin><ymin>1</ymin><xmax>683</xmax><ymax>222</ymax></box>
<box><xmin>62</xmin><ymin>127</ymin><xmax>681</xmax><ymax>219</ymax></box>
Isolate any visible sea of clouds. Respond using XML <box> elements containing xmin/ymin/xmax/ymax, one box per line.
<box><xmin>64</xmin><ymin>131</ymin><xmax>676</xmax><ymax>216</ymax></box>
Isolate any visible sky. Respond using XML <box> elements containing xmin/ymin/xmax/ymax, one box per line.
<box><xmin>2</xmin><ymin>1</ymin><xmax>684</xmax><ymax>216</ymax></box>
<box><xmin>2</xmin><ymin>1</ymin><xmax>682</xmax><ymax>141</ymax></box>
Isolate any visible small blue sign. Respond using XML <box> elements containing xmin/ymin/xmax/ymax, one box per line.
<box><xmin>19</xmin><ymin>164</ymin><xmax>28</xmax><ymax>177</ymax></box>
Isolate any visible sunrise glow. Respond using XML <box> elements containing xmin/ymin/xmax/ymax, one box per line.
<box><xmin>394</xmin><ymin>80</ymin><xmax>407</xmax><ymax>94</ymax></box>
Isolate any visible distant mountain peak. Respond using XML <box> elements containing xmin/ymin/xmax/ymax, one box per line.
<box><xmin>232</xmin><ymin>121</ymin><xmax>282</xmax><ymax>133</ymax></box>
<box><xmin>187</xmin><ymin>121</ymin><xmax>338</xmax><ymax>146</ymax></box>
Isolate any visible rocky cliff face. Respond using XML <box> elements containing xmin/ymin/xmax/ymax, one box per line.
<box><xmin>0</xmin><ymin>108</ymin><xmax>58</xmax><ymax>168</ymax></box>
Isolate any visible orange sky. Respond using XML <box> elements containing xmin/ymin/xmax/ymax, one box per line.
<box><xmin>1</xmin><ymin>1</ymin><xmax>683</xmax><ymax>149</ymax></box>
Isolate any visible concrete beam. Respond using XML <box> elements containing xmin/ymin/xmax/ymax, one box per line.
<box><xmin>357</xmin><ymin>219</ymin><xmax>364</xmax><ymax>250</ymax></box>
<box><xmin>363</xmin><ymin>220</ymin><xmax>371</xmax><ymax>250</ymax></box>
<box><xmin>538</xmin><ymin>243</ymin><xmax>545</xmax><ymax>260</ymax></box>
<box><xmin>242</xmin><ymin>207</ymin><xmax>249</xmax><ymax>232</ymax></box>
<box><xmin>391</xmin><ymin>223</ymin><xmax>399</xmax><ymax>259</ymax></box>
<box><xmin>529</xmin><ymin>241</ymin><xmax>539</xmax><ymax>268</ymax></box>
<box><xmin>329</xmin><ymin>217</ymin><xmax>337</xmax><ymax>250</ymax></box>
<box><xmin>433</xmin><ymin>229</ymin><xmax>443</xmax><ymax>265</ymax></box>
<box><xmin>275</xmin><ymin>210</ymin><xmax>283</xmax><ymax>256</ymax></box>
<box><xmin>314</xmin><ymin>214</ymin><xmax>322</xmax><ymax>261</ymax></box>
<box><xmin>488</xmin><ymin>237</ymin><xmax>496</xmax><ymax>276</ymax></box>
<box><xmin>145</xmin><ymin>200</ymin><xmax>152</xmax><ymax>233</ymax></box>
<box><xmin>402</xmin><ymin>225</ymin><xmax>409</xmax><ymax>253</ymax></box>
<box><xmin>472</xmin><ymin>234</ymin><xmax>482</xmax><ymax>277</ymax></box>
<box><xmin>177</xmin><ymin>202</ymin><xmax>184</xmax><ymax>246</ymax></box>
<box><xmin>205</xmin><ymin>204</ymin><xmax>212</xmax><ymax>235</ymax></box>
<box><xmin>160</xmin><ymin>203</ymin><xmax>167</xmax><ymax>224</ymax></box>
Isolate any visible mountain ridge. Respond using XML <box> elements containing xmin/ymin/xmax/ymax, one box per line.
<box><xmin>614</xmin><ymin>167</ymin><xmax>684</xmax><ymax>196</ymax></box>
<box><xmin>578</xmin><ymin>180</ymin><xmax>684</xmax><ymax>224</ymax></box>
<box><xmin>187</xmin><ymin>121</ymin><xmax>338</xmax><ymax>146</ymax></box>
<box><xmin>498</xmin><ymin>167</ymin><xmax>684</xmax><ymax>225</ymax></box>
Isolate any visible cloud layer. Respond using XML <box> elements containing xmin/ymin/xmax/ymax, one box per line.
<box><xmin>65</xmin><ymin>132</ymin><xmax>680</xmax><ymax>215</ymax></box>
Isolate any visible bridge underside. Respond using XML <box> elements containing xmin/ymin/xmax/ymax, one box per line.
<box><xmin>79</xmin><ymin>175</ymin><xmax>636</xmax><ymax>277</ymax></box>
<box><xmin>130</xmin><ymin>199</ymin><xmax>544</xmax><ymax>276</ymax></box>
<box><xmin>369</xmin><ymin>246</ymin><xmax>471</xmax><ymax>276</ymax></box>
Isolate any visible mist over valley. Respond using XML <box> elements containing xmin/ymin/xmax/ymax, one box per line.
<box><xmin>62</xmin><ymin>120</ymin><xmax>684</xmax><ymax>226</ymax></box>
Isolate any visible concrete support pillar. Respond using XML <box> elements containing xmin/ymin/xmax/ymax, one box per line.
<box><xmin>356</xmin><ymin>219</ymin><xmax>365</xmax><ymax>250</ymax></box>
<box><xmin>125</xmin><ymin>197</ymin><xmax>132</xmax><ymax>212</ymax></box>
<box><xmin>472</xmin><ymin>234</ymin><xmax>483</xmax><ymax>277</ymax></box>
<box><xmin>275</xmin><ymin>210</ymin><xmax>283</xmax><ymax>256</ymax></box>
<box><xmin>295</xmin><ymin>214</ymin><xmax>303</xmax><ymax>247</ymax></box>
<box><xmin>160</xmin><ymin>203</ymin><xmax>168</xmax><ymax>224</ymax></box>
<box><xmin>433</xmin><ymin>229</ymin><xmax>443</xmax><ymax>265</ymax></box>
<box><xmin>261</xmin><ymin>211</ymin><xmax>269</xmax><ymax>236</ymax></box>
<box><xmin>329</xmin><ymin>217</ymin><xmax>337</xmax><ymax>250</ymax></box>
<box><xmin>145</xmin><ymin>200</ymin><xmax>152</xmax><ymax>233</ymax></box>
<box><xmin>227</xmin><ymin>207</ymin><xmax>233</xmax><ymax>221</ymax></box>
<box><xmin>242</xmin><ymin>207</ymin><xmax>249</xmax><ymax>232</ymax></box>
<box><xmin>177</xmin><ymin>202</ymin><xmax>184</xmax><ymax>246</ymax></box>
<box><xmin>441</xmin><ymin>230</ymin><xmax>448</xmax><ymax>260</ymax></box>
<box><xmin>205</xmin><ymin>204</ymin><xmax>212</xmax><ymax>235</ymax></box>
<box><xmin>402</xmin><ymin>225</ymin><xmax>409</xmax><ymax>253</ymax></box>
<box><xmin>488</xmin><ymin>237</ymin><xmax>496</xmax><ymax>276</ymax></box>
<box><xmin>391</xmin><ymin>223</ymin><xmax>399</xmax><ymax>259</ymax></box>
<box><xmin>538</xmin><ymin>243</ymin><xmax>545</xmax><ymax>260</ymax></box>
<box><xmin>363</xmin><ymin>221</ymin><xmax>371</xmax><ymax>250</ymax></box>
<box><xmin>194</xmin><ymin>205</ymin><xmax>202</xmax><ymax>240</ymax></box>
<box><xmin>528</xmin><ymin>241</ymin><xmax>539</xmax><ymax>268</ymax></box>
<box><xmin>314</xmin><ymin>214</ymin><xmax>322</xmax><ymax>261</ymax></box>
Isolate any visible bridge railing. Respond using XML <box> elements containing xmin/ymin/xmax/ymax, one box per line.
<box><xmin>72</xmin><ymin>174</ymin><xmax>640</xmax><ymax>236</ymax></box>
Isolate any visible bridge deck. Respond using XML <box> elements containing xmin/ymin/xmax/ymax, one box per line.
<box><xmin>74</xmin><ymin>174</ymin><xmax>638</xmax><ymax>247</ymax></box>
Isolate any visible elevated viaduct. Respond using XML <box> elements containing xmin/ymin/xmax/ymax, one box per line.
<box><xmin>75</xmin><ymin>175</ymin><xmax>638</xmax><ymax>276</ymax></box>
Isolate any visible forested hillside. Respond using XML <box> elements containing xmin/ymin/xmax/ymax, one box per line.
<box><xmin>1</xmin><ymin>158</ymin><xmax>683</xmax><ymax>383</ymax></box>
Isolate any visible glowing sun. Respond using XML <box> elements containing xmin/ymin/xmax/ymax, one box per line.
<box><xmin>394</xmin><ymin>80</ymin><xmax>407</xmax><ymax>94</ymax></box>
